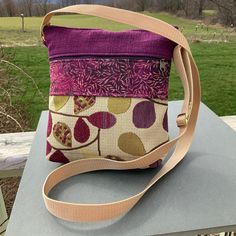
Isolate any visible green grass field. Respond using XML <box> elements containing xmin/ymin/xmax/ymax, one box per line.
<box><xmin>1</xmin><ymin>13</ymin><xmax>236</xmax><ymax>129</ymax></box>
<box><xmin>1</xmin><ymin>13</ymin><xmax>236</xmax><ymax>46</ymax></box>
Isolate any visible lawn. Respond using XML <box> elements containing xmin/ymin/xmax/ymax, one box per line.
<box><xmin>1</xmin><ymin>13</ymin><xmax>236</xmax><ymax>46</ymax></box>
<box><xmin>1</xmin><ymin>13</ymin><xmax>236</xmax><ymax>129</ymax></box>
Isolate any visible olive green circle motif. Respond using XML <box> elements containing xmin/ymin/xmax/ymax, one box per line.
<box><xmin>53</xmin><ymin>96</ymin><xmax>69</xmax><ymax>111</ymax></box>
<box><xmin>118</xmin><ymin>132</ymin><xmax>146</xmax><ymax>156</ymax></box>
<box><xmin>108</xmin><ymin>97</ymin><xmax>131</xmax><ymax>114</ymax></box>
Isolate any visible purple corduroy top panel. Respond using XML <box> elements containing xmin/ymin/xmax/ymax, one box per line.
<box><xmin>43</xmin><ymin>26</ymin><xmax>176</xmax><ymax>60</ymax></box>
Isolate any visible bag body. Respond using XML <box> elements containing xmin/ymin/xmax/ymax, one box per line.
<box><xmin>44</xmin><ymin>26</ymin><xmax>176</xmax><ymax>166</ymax></box>
<box><xmin>41</xmin><ymin>4</ymin><xmax>201</xmax><ymax>222</ymax></box>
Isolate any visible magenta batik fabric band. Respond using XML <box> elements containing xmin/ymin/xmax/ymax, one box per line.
<box><xmin>49</xmin><ymin>57</ymin><xmax>171</xmax><ymax>100</ymax></box>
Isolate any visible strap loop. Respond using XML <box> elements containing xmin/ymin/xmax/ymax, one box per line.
<box><xmin>176</xmin><ymin>113</ymin><xmax>189</xmax><ymax>127</ymax></box>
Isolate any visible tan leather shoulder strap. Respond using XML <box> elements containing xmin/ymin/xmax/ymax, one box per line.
<box><xmin>41</xmin><ymin>5</ymin><xmax>201</xmax><ymax>222</ymax></box>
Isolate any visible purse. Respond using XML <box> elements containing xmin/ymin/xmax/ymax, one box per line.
<box><xmin>41</xmin><ymin>4</ymin><xmax>201</xmax><ymax>222</ymax></box>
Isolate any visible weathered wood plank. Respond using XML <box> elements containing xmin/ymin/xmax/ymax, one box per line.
<box><xmin>220</xmin><ymin>116</ymin><xmax>236</xmax><ymax>131</ymax></box>
<box><xmin>0</xmin><ymin>169</ymin><xmax>24</xmax><ymax>178</ymax></box>
<box><xmin>0</xmin><ymin>132</ymin><xmax>35</xmax><ymax>171</ymax></box>
<box><xmin>0</xmin><ymin>187</ymin><xmax>8</xmax><ymax>235</ymax></box>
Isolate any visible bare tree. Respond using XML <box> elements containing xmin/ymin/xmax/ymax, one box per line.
<box><xmin>36</xmin><ymin>0</ymin><xmax>50</xmax><ymax>15</ymax></box>
<box><xmin>180</xmin><ymin>0</ymin><xmax>206</xmax><ymax>18</ymax></box>
<box><xmin>0</xmin><ymin>2</ymin><xmax>4</xmax><ymax>16</ymax></box>
<box><xmin>114</xmin><ymin>0</ymin><xmax>152</xmax><ymax>11</ymax></box>
<box><xmin>136</xmin><ymin>0</ymin><xmax>149</xmax><ymax>11</ymax></box>
<box><xmin>21</xmin><ymin>0</ymin><xmax>33</xmax><ymax>16</ymax></box>
<box><xmin>2</xmin><ymin>0</ymin><xmax>17</xmax><ymax>16</ymax></box>
<box><xmin>198</xmin><ymin>0</ymin><xmax>205</xmax><ymax>16</ymax></box>
<box><xmin>114</xmin><ymin>0</ymin><xmax>137</xmax><ymax>11</ymax></box>
<box><xmin>163</xmin><ymin>0</ymin><xmax>181</xmax><ymax>12</ymax></box>
<box><xmin>209</xmin><ymin>0</ymin><xmax>236</xmax><ymax>26</ymax></box>
<box><xmin>60</xmin><ymin>0</ymin><xmax>80</xmax><ymax>7</ymax></box>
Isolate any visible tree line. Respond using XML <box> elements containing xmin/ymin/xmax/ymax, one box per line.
<box><xmin>0</xmin><ymin>0</ymin><xmax>85</xmax><ymax>17</ymax></box>
<box><xmin>115</xmin><ymin>0</ymin><xmax>236</xmax><ymax>26</ymax></box>
<box><xmin>0</xmin><ymin>0</ymin><xmax>235</xmax><ymax>27</ymax></box>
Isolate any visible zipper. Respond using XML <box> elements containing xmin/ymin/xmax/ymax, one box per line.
<box><xmin>49</xmin><ymin>54</ymin><xmax>170</xmax><ymax>62</ymax></box>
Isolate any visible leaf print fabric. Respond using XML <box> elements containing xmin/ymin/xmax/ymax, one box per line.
<box><xmin>133</xmin><ymin>101</ymin><xmax>156</xmax><ymax>128</ymax></box>
<box><xmin>49</xmin><ymin>57</ymin><xmax>170</xmax><ymax>100</ymax></box>
<box><xmin>49</xmin><ymin>150</ymin><xmax>69</xmax><ymax>164</ymax></box>
<box><xmin>74</xmin><ymin>118</ymin><xmax>90</xmax><ymax>143</ymax></box>
<box><xmin>53</xmin><ymin>122</ymin><xmax>72</xmax><ymax>147</ymax></box>
<box><xmin>107</xmin><ymin>98</ymin><xmax>131</xmax><ymax>114</ymax></box>
<box><xmin>47</xmin><ymin>112</ymin><xmax>52</xmax><ymax>137</ymax></box>
<box><xmin>87</xmin><ymin>112</ymin><xmax>116</xmax><ymax>129</ymax></box>
<box><xmin>53</xmin><ymin>96</ymin><xmax>69</xmax><ymax>111</ymax></box>
<box><xmin>47</xmin><ymin>97</ymin><xmax>169</xmax><ymax>167</ymax></box>
<box><xmin>74</xmin><ymin>96</ymin><xmax>96</xmax><ymax>114</ymax></box>
<box><xmin>118</xmin><ymin>132</ymin><xmax>146</xmax><ymax>156</ymax></box>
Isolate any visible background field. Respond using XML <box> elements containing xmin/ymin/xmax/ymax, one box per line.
<box><xmin>1</xmin><ymin>13</ymin><xmax>236</xmax><ymax>129</ymax></box>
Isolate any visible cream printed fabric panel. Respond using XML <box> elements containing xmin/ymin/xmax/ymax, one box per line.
<box><xmin>47</xmin><ymin>96</ymin><xmax>168</xmax><ymax>163</ymax></box>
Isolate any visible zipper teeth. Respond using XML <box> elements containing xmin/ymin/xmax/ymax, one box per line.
<box><xmin>49</xmin><ymin>55</ymin><xmax>168</xmax><ymax>62</ymax></box>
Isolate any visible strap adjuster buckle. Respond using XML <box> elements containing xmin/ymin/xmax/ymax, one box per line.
<box><xmin>176</xmin><ymin>113</ymin><xmax>189</xmax><ymax>127</ymax></box>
